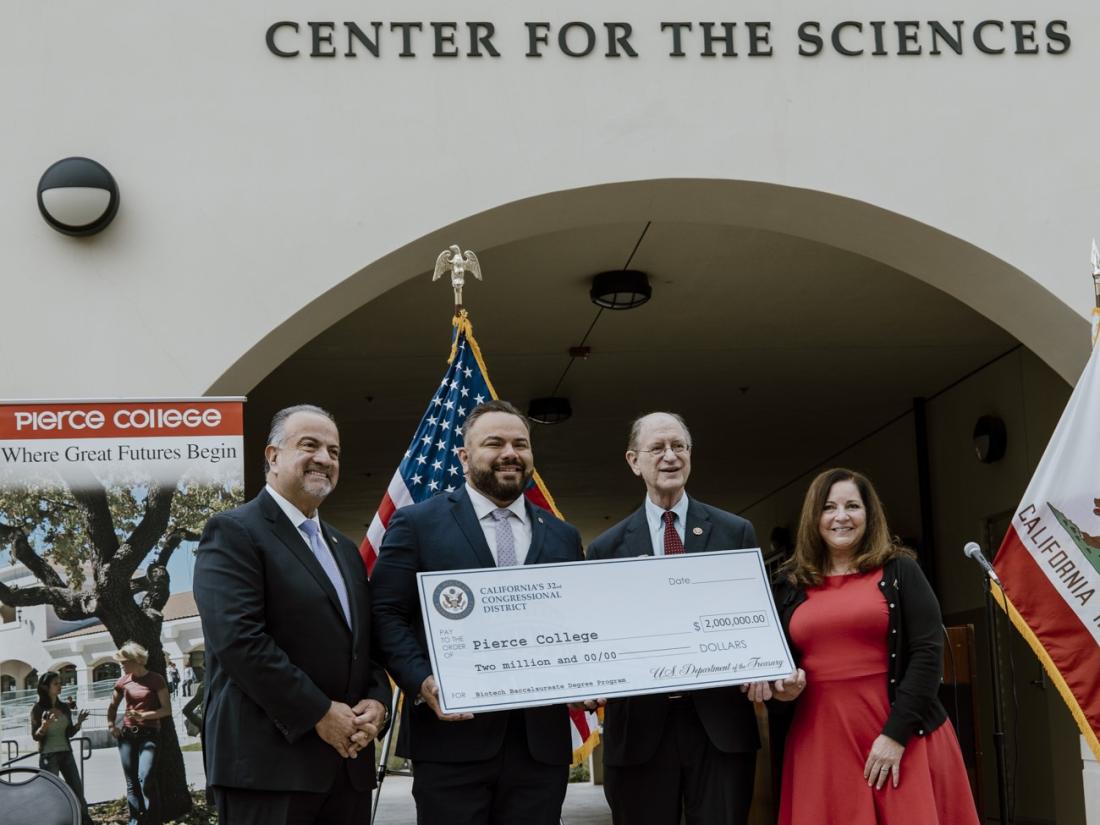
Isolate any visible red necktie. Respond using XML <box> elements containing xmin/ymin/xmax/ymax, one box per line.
<box><xmin>662</xmin><ymin>511</ymin><xmax>684</xmax><ymax>555</ymax></box>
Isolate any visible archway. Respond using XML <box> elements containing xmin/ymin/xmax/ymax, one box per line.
<box><xmin>237</xmin><ymin>180</ymin><xmax>1084</xmax><ymax>825</ymax></box>
<box><xmin>208</xmin><ymin>179</ymin><xmax>1087</xmax><ymax>399</ymax></box>
<box><xmin>0</xmin><ymin>659</ymin><xmax>34</xmax><ymax>698</ymax></box>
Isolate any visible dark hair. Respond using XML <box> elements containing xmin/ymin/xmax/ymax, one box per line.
<box><xmin>263</xmin><ymin>404</ymin><xmax>337</xmax><ymax>474</ymax></box>
<box><xmin>783</xmin><ymin>468</ymin><xmax>913</xmax><ymax>587</ymax></box>
<box><xmin>464</xmin><ymin>400</ymin><xmax>529</xmax><ymax>441</ymax></box>
<box><xmin>36</xmin><ymin>671</ymin><xmax>59</xmax><ymax>709</ymax></box>
<box><xmin>626</xmin><ymin>412</ymin><xmax>692</xmax><ymax>452</ymax></box>
<box><xmin>31</xmin><ymin>671</ymin><xmax>69</xmax><ymax>732</ymax></box>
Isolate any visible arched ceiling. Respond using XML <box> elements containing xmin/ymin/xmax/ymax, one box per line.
<box><xmin>244</xmin><ymin>217</ymin><xmax>1020</xmax><ymax>543</ymax></box>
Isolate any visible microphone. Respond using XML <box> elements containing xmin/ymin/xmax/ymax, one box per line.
<box><xmin>963</xmin><ymin>541</ymin><xmax>1001</xmax><ymax>584</ymax></box>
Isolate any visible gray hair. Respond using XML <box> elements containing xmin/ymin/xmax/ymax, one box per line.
<box><xmin>264</xmin><ymin>404</ymin><xmax>336</xmax><ymax>473</ymax></box>
<box><xmin>626</xmin><ymin>412</ymin><xmax>692</xmax><ymax>452</ymax></box>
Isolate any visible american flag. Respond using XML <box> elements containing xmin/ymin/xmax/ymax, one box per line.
<box><xmin>359</xmin><ymin>313</ymin><xmax>564</xmax><ymax>572</ymax></box>
<box><xmin>358</xmin><ymin>312</ymin><xmax>601</xmax><ymax>764</ymax></box>
<box><xmin>358</xmin><ymin>312</ymin><xmax>602</xmax><ymax>765</ymax></box>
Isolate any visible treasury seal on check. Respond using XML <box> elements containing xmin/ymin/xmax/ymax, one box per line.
<box><xmin>433</xmin><ymin>579</ymin><xmax>475</xmax><ymax>620</ymax></box>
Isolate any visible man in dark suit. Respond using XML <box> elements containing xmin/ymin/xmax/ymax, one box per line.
<box><xmin>587</xmin><ymin>411</ymin><xmax>769</xmax><ymax>825</ymax></box>
<box><xmin>371</xmin><ymin>399</ymin><xmax>584</xmax><ymax>825</ymax></box>
<box><xmin>194</xmin><ymin>404</ymin><xmax>392</xmax><ymax>825</ymax></box>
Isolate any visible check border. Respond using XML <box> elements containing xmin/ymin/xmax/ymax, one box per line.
<box><xmin>417</xmin><ymin>549</ymin><xmax>795</xmax><ymax>714</ymax></box>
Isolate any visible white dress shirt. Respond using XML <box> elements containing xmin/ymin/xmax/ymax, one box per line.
<box><xmin>644</xmin><ymin>492</ymin><xmax>690</xmax><ymax>556</ymax></box>
<box><xmin>265</xmin><ymin>484</ymin><xmax>351</xmax><ymax>607</ymax></box>
<box><xmin>465</xmin><ymin>483</ymin><xmax>532</xmax><ymax>566</ymax></box>
<box><xmin>266</xmin><ymin>484</ymin><xmax>324</xmax><ymax>547</ymax></box>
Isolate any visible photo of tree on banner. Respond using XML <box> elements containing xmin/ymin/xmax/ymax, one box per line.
<box><xmin>0</xmin><ymin>399</ymin><xmax>244</xmax><ymax>821</ymax></box>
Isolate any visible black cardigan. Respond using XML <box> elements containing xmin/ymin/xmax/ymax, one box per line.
<box><xmin>773</xmin><ymin>555</ymin><xmax>948</xmax><ymax>745</ymax></box>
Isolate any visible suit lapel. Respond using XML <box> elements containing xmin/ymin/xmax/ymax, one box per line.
<box><xmin>260</xmin><ymin>491</ymin><xmax>350</xmax><ymax>630</ymax></box>
<box><xmin>684</xmin><ymin>497</ymin><xmax>712</xmax><ymax>553</ymax></box>
<box><xmin>450</xmin><ymin>489</ymin><xmax>497</xmax><ymax>568</ymax></box>
<box><xmin>622</xmin><ymin>508</ymin><xmax>655</xmax><ymax>557</ymax></box>
<box><xmin>524</xmin><ymin>499</ymin><xmax>547</xmax><ymax>565</ymax></box>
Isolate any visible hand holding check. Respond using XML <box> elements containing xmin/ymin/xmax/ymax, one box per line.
<box><xmin>420</xmin><ymin>674</ymin><xmax>475</xmax><ymax>722</ymax></box>
<box><xmin>741</xmin><ymin>668</ymin><xmax>807</xmax><ymax>703</ymax></box>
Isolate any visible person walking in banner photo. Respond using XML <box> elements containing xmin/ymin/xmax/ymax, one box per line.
<box><xmin>167</xmin><ymin>662</ymin><xmax>179</xmax><ymax>697</ymax></box>
<box><xmin>31</xmin><ymin>670</ymin><xmax>94</xmax><ymax>825</ymax></box>
<box><xmin>181</xmin><ymin>664</ymin><xmax>194</xmax><ymax>697</ymax></box>
<box><xmin>772</xmin><ymin>468</ymin><xmax>979</xmax><ymax>825</ymax></box>
<box><xmin>107</xmin><ymin>641</ymin><xmax>172</xmax><ymax>825</ymax></box>
<box><xmin>586</xmin><ymin>411</ymin><xmax>802</xmax><ymax>825</ymax></box>
<box><xmin>371</xmin><ymin>399</ymin><xmax>585</xmax><ymax>825</ymax></box>
<box><xmin>193</xmin><ymin>404</ymin><xmax>392</xmax><ymax>825</ymax></box>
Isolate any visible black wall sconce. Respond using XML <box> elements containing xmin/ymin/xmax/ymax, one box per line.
<box><xmin>973</xmin><ymin>415</ymin><xmax>1007</xmax><ymax>463</ymax></box>
<box><xmin>38</xmin><ymin>157</ymin><xmax>120</xmax><ymax>236</ymax></box>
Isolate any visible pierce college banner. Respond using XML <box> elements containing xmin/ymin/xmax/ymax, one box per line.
<box><xmin>0</xmin><ymin>398</ymin><xmax>245</xmax><ymax>586</ymax></box>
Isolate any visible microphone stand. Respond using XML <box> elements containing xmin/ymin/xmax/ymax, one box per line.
<box><xmin>983</xmin><ymin>572</ymin><xmax>1011</xmax><ymax>825</ymax></box>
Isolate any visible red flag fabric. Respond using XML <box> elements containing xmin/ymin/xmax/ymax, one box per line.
<box><xmin>992</xmin><ymin>342</ymin><xmax>1100</xmax><ymax>760</ymax></box>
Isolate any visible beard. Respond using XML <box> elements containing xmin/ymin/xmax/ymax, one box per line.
<box><xmin>300</xmin><ymin>468</ymin><xmax>335</xmax><ymax>499</ymax></box>
<box><xmin>470</xmin><ymin>460</ymin><xmax>532</xmax><ymax>503</ymax></box>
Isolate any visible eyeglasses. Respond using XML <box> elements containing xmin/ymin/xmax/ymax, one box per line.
<box><xmin>636</xmin><ymin>443</ymin><xmax>691</xmax><ymax>457</ymax></box>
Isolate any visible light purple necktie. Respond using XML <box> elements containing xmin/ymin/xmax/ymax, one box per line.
<box><xmin>491</xmin><ymin>508</ymin><xmax>518</xmax><ymax>567</ymax></box>
<box><xmin>300</xmin><ymin>519</ymin><xmax>351</xmax><ymax>627</ymax></box>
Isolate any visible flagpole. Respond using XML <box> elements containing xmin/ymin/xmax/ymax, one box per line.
<box><xmin>1091</xmin><ymin>239</ymin><xmax>1100</xmax><ymax>346</ymax></box>
<box><xmin>977</xmin><ymin>245</ymin><xmax>1100</xmax><ymax>825</ymax></box>
<box><xmin>365</xmin><ymin>251</ymin><xmax>600</xmax><ymax>824</ymax></box>
<box><xmin>370</xmin><ymin>689</ymin><xmax>405</xmax><ymax>824</ymax></box>
<box><xmin>982</xmin><ymin>572</ymin><xmax>1011</xmax><ymax>825</ymax></box>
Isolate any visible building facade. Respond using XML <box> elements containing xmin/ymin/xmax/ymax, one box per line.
<box><xmin>5</xmin><ymin>2</ymin><xmax>1100</xmax><ymax>822</ymax></box>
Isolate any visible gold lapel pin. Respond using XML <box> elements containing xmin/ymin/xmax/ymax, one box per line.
<box><xmin>692</xmin><ymin>527</ymin><xmax>703</xmax><ymax>536</ymax></box>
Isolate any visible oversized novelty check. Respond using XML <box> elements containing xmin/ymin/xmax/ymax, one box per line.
<box><xmin>417</xmin><ymin>549</ymin><xmax>795</xmax><ymax>714</ymax></box>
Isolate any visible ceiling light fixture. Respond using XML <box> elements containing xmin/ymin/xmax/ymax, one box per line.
<box><xmin>589</xmin><ymin>270</ymin><xmax>651</xmax><ymax>310</ymax></box>
<box><xmin>527</xmin><ymin>397</ymin><xmax>572</xmax><ymax>425</ymax></box>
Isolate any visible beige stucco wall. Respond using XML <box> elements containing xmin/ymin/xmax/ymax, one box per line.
<box><xmin>3</xmin><ymin>1</ymin><xmax>1099</xmax><ymax>399</ymax></box>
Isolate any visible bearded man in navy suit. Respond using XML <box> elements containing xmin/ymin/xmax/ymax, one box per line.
<box><xmin>371</xmin><ymin>399</ymin><xmax>584</xmax><ymax>825</ymax></box>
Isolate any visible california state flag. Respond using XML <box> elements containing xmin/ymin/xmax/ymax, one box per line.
<box><xmin>993</xmin><ymin>341</ymin><xmax>1100</xmax><ymax>760</ymax></box>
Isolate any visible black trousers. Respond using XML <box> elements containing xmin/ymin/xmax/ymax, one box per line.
<box><xmin>603</xmin><ymin>699</ymin><xmax>756</xmax><ymax>825</ymax></box>
<box><xmin>411</xmin><ymin>712</ymin><xmax>569</xmax><ymax>825</ymax></box>
<box><xmin>212</xmin><ymin>768</ymin><xmax>370</xmax><ymax>825</ymax></box>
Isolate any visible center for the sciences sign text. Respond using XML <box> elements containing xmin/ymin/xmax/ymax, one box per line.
<box><xmin>266</xmin><ymin>19</ymin><xmax>1070</xmax><ymax>60</ymax></box>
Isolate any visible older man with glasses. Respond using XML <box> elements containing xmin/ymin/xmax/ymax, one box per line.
<box><xmin>586</xmin><ymin>411</ymin><xmax>763</xmax><ymax>825</ymax></box>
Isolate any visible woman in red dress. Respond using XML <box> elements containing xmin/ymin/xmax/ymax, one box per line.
<box><xmin>772</xmin><ymin>468</ymin><xmax>980</xmax><ymax>824</ymax></box>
